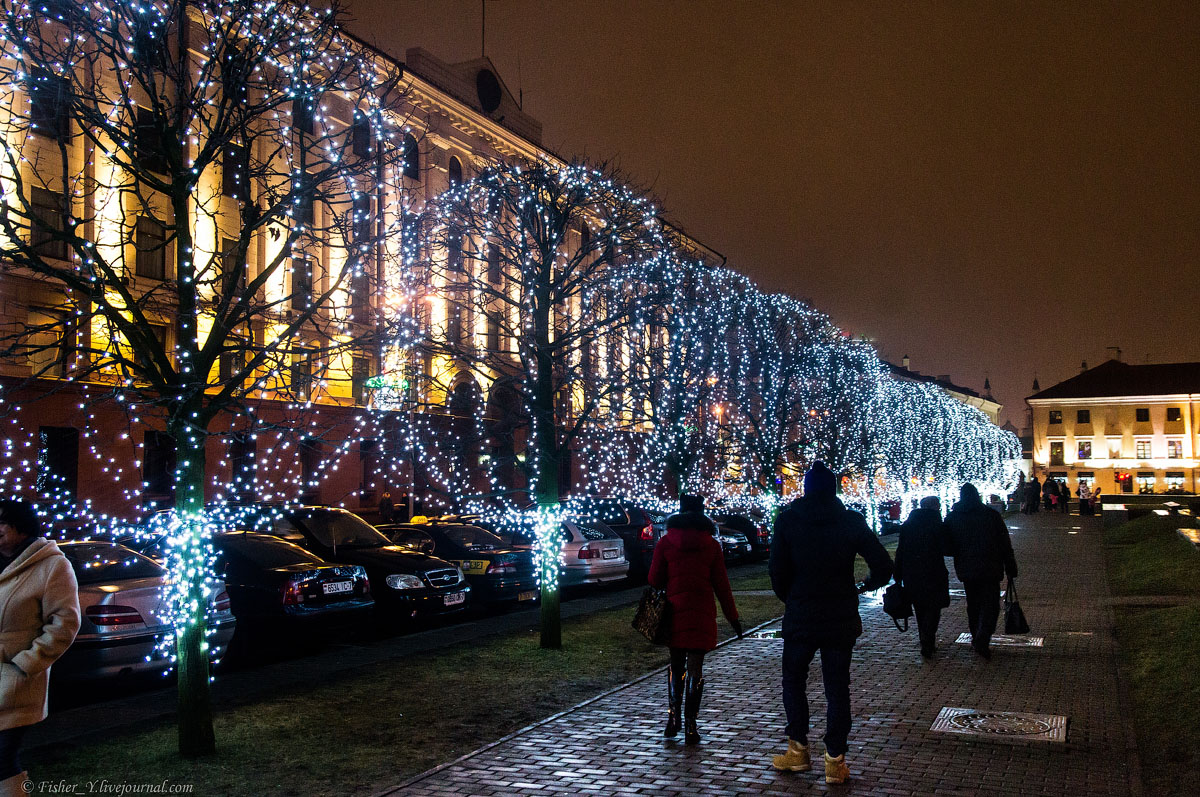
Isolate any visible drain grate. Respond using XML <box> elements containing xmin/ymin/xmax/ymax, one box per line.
<box><xmin>948</xmin><ymin>588</ymin><xmax>1004</xmax><ymax>598</ymax></box>
<box><xmin>931</xmin><ymin>707</ymin><xmax>1067</xmax><ymax>742</ymax></box>
<box><xmin>955</xmin><ymin>633</ymin><xmax>1043</xmax><ymax>647</ymax></box>
<box><xmin>747</xmin><ymin>630</ymin><xmax>782</xmax><ymax>640</ymax></box>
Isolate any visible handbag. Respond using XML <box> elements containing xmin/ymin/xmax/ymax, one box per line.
<box><xmin>1004</xmin><ymin>576</ymin><xmax>1030</xmax><ymax>634</ymax></box>
<box><xmin>632</xmin><ymin>586</ymin><xmax>672</xmax><ymax>644</ymax></box>
<box><xmin>882</xmin><ymin>582</ymin><xmax>912</xmax><ymax>632</ymax></box>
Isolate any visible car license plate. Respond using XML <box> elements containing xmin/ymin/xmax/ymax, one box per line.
<box><xmin>518</xmin><ymin>590</ymin><xmax>537</xmax><ymax>601</ymax></box>
<box><xmin>602</xmin><ymin>549</ymin><xmax>619</xmax><ymax>560</ymax></box>
<box><xmin>444</xmin><ymin>591</ymin><xmax>466</xmax><ymax>606</ymax></box>
<box><xmin>743</xmin><ymin>544</ymin><xmax>752</xmax><ymax>552</ymax></box>
<box><xmin>323</xmin><ymin>581</ymin><xmax>353</xmax><ymax>595</ymax></box>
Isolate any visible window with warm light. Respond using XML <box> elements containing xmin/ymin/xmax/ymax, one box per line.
<box><xmin>1167</xmin><ymin>439</ymin><xmax>1183</xmax><ymax>459</ymax></box>
<box><xmin>1077</xmin><ymin>441</ymin><xmax>1092</xmax><ymax>460</ymax></box>
<box><xmin>1166</xmin><ymin>407</ymin><xmax>1182</xmax><ymax>423</ymax></box>
<box><xmin>1049</xmin><ymin>410</ymin><xmax>1062</xmax><ymax>425</ymax></box>
<box><xmin>1135</xmin><ymin>439</ymin><xmax>1151</xmax><ymax>460</ymax></box>
<box><xmin>1136</xmin><ymin>472</ymin><xmax>1156</xmax><ymax>494</ymax></box>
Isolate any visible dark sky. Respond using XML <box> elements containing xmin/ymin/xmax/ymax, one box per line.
<box><xmin>346</xmin><ymin>1</ymin><xmax>1200</xmax><ymax>425</ymax></box>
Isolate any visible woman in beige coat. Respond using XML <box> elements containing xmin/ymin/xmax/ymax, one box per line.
<box><xmin>0</xmin><ymin>499</ymin><xmax>79</xmax><ymax>796</ymax></box>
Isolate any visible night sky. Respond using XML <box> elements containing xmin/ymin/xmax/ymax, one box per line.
<box><xmin>346</xmin><ymin>1</ymin><xmax>1200</xmax><ymax>425</ymax></box>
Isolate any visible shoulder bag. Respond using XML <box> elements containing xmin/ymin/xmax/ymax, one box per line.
<box><xmin>632</xmin><ymin>586</ymin><xmax>672</xmax><ymax>644</ymax></box>
<box><xmin>882</xmin><ymin>582</ymin><xmax>912</xmax><ymax>632</ymax></box>
<box><xmin>1004</xmin><ymin>576</ymin><xmax>1030</xmax><ymax>634</ymax></box>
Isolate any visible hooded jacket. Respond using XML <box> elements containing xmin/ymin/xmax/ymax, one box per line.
<box><xmin>646</xmin><ymin>511</ymin><xmax>738</xmax><ymax>651</ymax></box>
<box><xmin>894</xmin><ymin>507</ymin><xmax>951</xmax><ymax>607</ymax></box>
<box><xmin>944</xmin><ymin>496</ymin><xmax>1018</xmax><ymax>583</ymax></box>
<box><xmin>0</xmin><ymin>538</ymin><xmax>80</xmax><ymax>730</ymax></box>
<box><xmin>769</xmin><ymin>494</ymin><xmax>893</xmax><ymax>644</ymax></box>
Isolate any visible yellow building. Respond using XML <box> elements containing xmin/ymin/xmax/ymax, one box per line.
<box><xmin>1027</xmin><ymin>359</ymin><xmax>1200</xmax><ymax>496</ymax></box>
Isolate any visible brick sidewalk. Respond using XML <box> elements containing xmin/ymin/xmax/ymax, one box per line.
<box><xmin>382</xmin><ymin>511</ymin><xmax>1140</xmax><ymax>796</ymax></box>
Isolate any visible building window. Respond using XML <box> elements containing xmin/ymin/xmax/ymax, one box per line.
<box><xmin>219</xmin><ymin>334</ymin><xmax>250</xmax><ymax>384</ymax></box>
<box><xmin>1049</xmin><ymin>410</ymin><xmax>1062</xmax><ymax>425</ymax></box>
<box><xmin>1076</xmin><ymin>409</ymin><xmax>1090</xmax><ymax>424</ymax></box>
<box><xmin>135</xmin><ymin>106</ymin><xmax>169</xmax><ymax>174</ymax></box>
<box><xmin>446</xmin><ymin>302</ymin><xmax>463</xmax><ymax>346</ymax></box>
<box><xmin>487</xmin><ymin>315</ymin><xmax>500</xmax><ymax>352</ymax></box>
<box><xmin>351</xmin><ymin>357</ymin><xmax>369</xmax><ymax>406</ymax></box>
<box><xmin>290</xmin><ymin>348</ymin><xmax>314</xmax><ymax>396</ymax></box>
<box><xmin>295</xmin><ymin>173</ymin><xmax>314</xmax><ymax>226</ymax></box>
<box><xmin>1136</xmin><ymin>472</ymin><xmax>1156</xmax><ymax>494</ymax></box>
<box><xmin>292</xmin><ymin>96</ymin><xmax>315</xmax><ymax>135</ymax></box>
<box><xmin>1135</xmin><ymin>439</ymin><xmax>1151</xmax><ymax>460</ymax></box>
<box><xmin>37</xmin><ymin>426</ymin><xmax>78</xmax><ymax>500</ymax></box>
<box><xmin>353</xmin><ymin>193</ymin><xmax>372</xmax><ymax>248</ymax></box>
<box><xmin>486</xmin><ymin>243</ymin><xmax>501</xmax><ymax>283</ymax></box>
<box><xmin>402</xmin><ymin>134</ymin><xmax>419</xmax><ymax>180</ymax></box>
<box><xmin>1135</xmin><ymin>407</ymin><xmax>1150</xmax><ymax>423</ymax></box>
<box><xmin>221</xmin><ymin>236</ymin><xmax>245</xmax><ymax>296</ymax></box>
<box><xmin>1077</xmin><ymin>441</ymin><xmax>1092</xmax><ymax>460</ymax></box>
<box><xmin>351</xmin><ymin>112</ymin><xmax>373</xmax><ymax>159</ymax></box>
<box><xmin>1077</xmin><ymin>471</ymin><xmax>1095</xmax><ymax>486</ymax></box>
<box><xmin>1165</xmin><ymin>471</ymin><xmax>1185</xmax><ymax>491</ymax></box>
<box><xmin>27</xmin><ymin>307</ymin><xmax>70</xmax><ymax>378</ymax></box>
<box><xmin>1166</xmin><ymin>407</ymin><xmax>1182</xmax><ymax>423</ymax></box>
<box><xmin>447</xmin><ymin>155</ymin><xmax>463</xmax><ymax>187</ymax></box>
<box><xmin>222</xmin><ymin>142</ymin><xmax>249</xmax><ymax>202</ymax></box>
<box><xmin>142</xmin><ymin>430</ymin><xmax>176</xmax><ymax>507</ymax></box>
<box><xmin>135</xmin><ymin>216</ymin><xmax>167</xmax><ymax>279</ymax></box>
<box><xmin>29</xmin><ymin>69</ymin><xmax>70</xmax><ymax>140</ymax></box>
<box><xmin>291</xmin><ymin>257</ymin><xmax>311</xmax><ymax>310</ymax></box>
<box><xmin>1049</xmin><ymin>441</ymin><xmax>1065</xmax><ymax>466</ymax></box>
<box><xmin>447</xmin><ymin>231</ymin><xmax>464</xmax><ymax>274</ymax></box>
<box><xmin>29</xmin><ymin>186</ymin><xmax>68</xmax><ymax>261</ymax></box>
<box><xmin>1167</xmin><ymin>439</ymin><xmax>1183</xmax><ymax>459</ymax></box>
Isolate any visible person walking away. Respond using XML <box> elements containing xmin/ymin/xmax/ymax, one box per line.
<box><xmin>0</xmin><ymin>499</ymin><xmax>80</xmax><ymax>795</ymax></box>
<box><xmin>1093</xmin><ymin>484</ymin><xmax>1103</xmax><ymax>513</ymax></box>
<box><xmin>378</xmin><ymin>490</ymin><xmax>394</xmax><ymax>524</ymax></box>
<box><xmin>646</xmin><ymin>494</ymin><xmax>742</xmax><ymax>745</ymax></box>
<box><xmin>1060</xmin><ymin>478</ymin><xmax>1071</xmax><ymax>513</ymax></box>
<box><xmin>893</xmin><ymin>496</ymin><xmax>951</xmax><ymax>659</ymax></box>
<box><xmin>944</xmin><ymin>483</ymin><xmax>1018</xmax><ymax>659</ymax></box>
<box><xmin>1024</xmin><ymin>475</ymin><xmax>1040</xmax><ymax>514</ymax></box>
<box><xmin>1078</xmin><ymin>482</ymin><xmax>1092</xmax><ymax>516</ymax></box>
<box><xmin>769</xmin><ymin>462</ymin><xmax>893</xmax><ymax>784</ymax></box>
<box><xmin>1043</xmin><ymin>477</ymin><xmax>1057</xmax><ymax>512</ymax></box>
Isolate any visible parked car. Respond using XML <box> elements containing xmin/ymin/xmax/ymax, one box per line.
<box><xmin>559</xmin><ymin>519</ymin><xmax>629</xmax><ymax>587</ymax></box>
<box><xmin>220</xmin><ymin>505</ymin><xmax>471</xmax><ymax>619</ymax></box>
<box><xmin>712</xmin><ymin>512</ymin><xmax>770</xmax><ymax>559</ymax></box>
<box><xmin>712</xmin><ymin>526</ymin><xmax>753</xmax><ymax>563</ymax></box>
<box><xmin>571</xmin><ymin>498</ymin><xmax>660</xmax><ymax>576</ymax></box>
<box><xmin>380</xmin><ymin>522</ymin><xmax>539</xmax><ymax>604</ymax></box>
<box><xmin>212</xmin><ymin>531</ymin><xmax>373</xmax><ymax>627</ymax></box>
<box><xmin>56</xmin><ymin>540</ymin><xmax>235</xmax><ymax>678</ymax></box>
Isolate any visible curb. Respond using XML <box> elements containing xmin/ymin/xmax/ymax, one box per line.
<box><xmin>374</xmin><ymin>614</ymin><xmax>784</xmax><ymax>796</ymax></box>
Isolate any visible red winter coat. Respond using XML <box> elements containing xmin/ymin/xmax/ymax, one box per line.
<box><xmin>647</xmin><ymin>519</ymin><xmax>739</xmax><ymax>651</ymax></box>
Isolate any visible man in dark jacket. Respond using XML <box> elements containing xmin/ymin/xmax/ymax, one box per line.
<box><xmin>768</xmin><ymin>462</ymin><xmax>893</xmax><ymax>784</ymax></box>
<box><xmin>894</xmin><ymin>496</ymin><xmax>951</xmax><ymax>659</ymax></box>
<box><xmin>945</xmin><ymin>482</ymin><xmax>1018</xmax><ymax>659</ymax></box>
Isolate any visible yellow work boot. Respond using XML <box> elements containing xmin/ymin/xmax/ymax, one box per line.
<box><xmin>824</xmin><ymin>751</ymin><xmax>850</xmax><ymax>784</ymax></box>
<box><xmin>771</xmin><ymin>739</ymin><xmax>811</xmax><ymax>771</ymax></box>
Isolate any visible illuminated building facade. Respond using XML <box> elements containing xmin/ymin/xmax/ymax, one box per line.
<box><xmin>1027</xmin><ymin>359</ymin><xmax>1200</xmax><ymax>496</ymax></box>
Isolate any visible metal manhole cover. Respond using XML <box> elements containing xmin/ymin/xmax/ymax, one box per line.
<box><xmin>931</xmin><ymin>707</ymin><xmax>1067</xmax><ymax>742</ymax></box>
<box><xmin>949</xmin><ymin>588</ymin><xmax>1004</xmax><ymax>598</ymax></box>
<box><xmin>747</xmin><ymin>630</ymin><xmax>782</xmax><ymax>640</ymax></box>
<box><xmin>955</xmin><ymin>633</ymin><xmax>1043</xmax><ymax>647</ymax></box>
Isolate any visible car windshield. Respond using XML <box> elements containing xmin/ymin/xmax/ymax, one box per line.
<box><xmin>295</xmin><ymin>510</ymin><xmax>389</xmax><ymax>548</ymax></box>
<box><xmin>62</xmin><ymin>543</ymin><xmax>164</xmax><ymax>585</ymax></box>
<box><xmin>440</xmin><ymin>525</ymin><xmax>504</xmax><ymax>551</ymax></box>
<box><xmin>216</xmin><ymin>534</ymin><xmax>321</xmax><ymax>568</ymax></box>
<box><xmin>389</xmin><ymin>528</ymin><xmax>436</xmax><ymax>555</ymax></box>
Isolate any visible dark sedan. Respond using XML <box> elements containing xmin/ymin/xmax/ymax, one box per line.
<box><xmin>212</xmin><ymin>531</ymin><xmax>373</xmax><ymax>627</ymax></box>
<box><xmin>712</xmin><ymin>512</ymin><xmax>770</xmax><ymax>559</ymax></box>
<box><xmin>221</xmin><ymin>505</ymin><xmax>471</xmax><ymax>619</ymax></box>
<box><xmin>381</xmin><ymin>523</ymin><xmax>539</xmax><ymax>605</ymax></box>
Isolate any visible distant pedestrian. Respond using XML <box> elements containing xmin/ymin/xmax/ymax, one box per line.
<box><xmin>1043</xmin><ymin>477</ymin><xmax>1058</xmax><ymax>512</ymax></box>
<box><xmin>646</xmin><ymin>494</ymin><xmax>742</xmax><ymax>745</ymax></box>
<box><xmin>1060</xmin><ymin>479</ymin><xmax>1071</xmax><ymax>514</ymax></box>
<box><xmin>945</xmin><ymin>483</ymin><xmax>1018</xmax><ymax>659</ymax></box>
<box><xmin>1078</xmin><ymin>482</ymin><xmax>1092</xmax><ymax>516</ymax></box>
<box><xmin>378</xmin><ymin>490</ymin><xmax>394</xmax><ymax>524</ymax></box>
<box><xmin>769</xmin><ymin>462</ymin><xmax>893</xmax><ymax>784</ymax></box>
<box><xmin>893</xmin><ymin>496</ymin><xmax>951</xmax><ymax>659</ymax></box>
<box><xmin>1093</xmin><ymin>484</ymin><xmax>1103</xmax><ymax>512</ymax></box>
<box><xmin>1024</xmin><ymin>475</ymin><xmax>1041</xmax><ymax>514</ymax></box>
<box><xmin>0</xmin><ymin>499</ymin><xmax>80</xmax><ymax>794</ymax></box>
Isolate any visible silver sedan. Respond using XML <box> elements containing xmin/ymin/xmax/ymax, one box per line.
<box><xmin>559</xmin><ymin>520</ymin><xmax>629</xmax><ymax>587</ymax></box>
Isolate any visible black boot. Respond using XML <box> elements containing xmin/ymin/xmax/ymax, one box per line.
<box><xmin>664</xmin><ymin>666</ymin><xmax>684</xmax><ymax>738</ymax></box>
<box><xmin>684</xmin><ymin>675</ymin><xmax>704</xmax><ymax>745</ymax></box>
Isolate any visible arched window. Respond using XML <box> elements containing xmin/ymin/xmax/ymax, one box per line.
<box><xmin>402</xmin><ymin>134</ymin><xmax>419</xmax><ymax>181</ymax></box>
<box><xmin>447</xmin><ymin>155</ymin><xmax>463</xmax><ymax>188</ymax></box>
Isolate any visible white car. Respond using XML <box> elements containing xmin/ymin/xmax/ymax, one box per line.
<box><xmin>558</xmin><ymin>520</ymin><xmax>629</xmax><ymax>586</ymax></box>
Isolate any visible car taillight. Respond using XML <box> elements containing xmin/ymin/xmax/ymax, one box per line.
<box><xmin>358</xmin><ymin>573</ymin><xmax>371</xmax><ymax>596</ymax></box>
<box><xmin>281</xmin><ymin>580</ymin><xmax>305</xmax><ymax>606</ymax></box>
<box><xmin>214</xmin><ymin>591</ymin><xmax>231</xmax><ymax>613</ymax></box>
<box><xmin>86</xmin><ymin>605</ymin><xmax>144</xmax><ymax>626</ymax></box>
<box><xmin>486</xmin><ymin>561</ymin><xmax>516</xmax><ymax>574</ymax></box>
<box><xmin>639</xmin><ymin>523</ymin><xmax>654</xmax><ymax>541</ymax></box>
<box><xmin>577</xmin><ymin>546</ymin><xmax>599</xmax><ymax>560</ymax></box>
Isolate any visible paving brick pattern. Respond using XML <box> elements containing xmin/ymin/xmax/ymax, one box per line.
<box><xmin>384</xmin><ymin>512</ymin><xmax>1139</xmax><ymax>796</ymax></box>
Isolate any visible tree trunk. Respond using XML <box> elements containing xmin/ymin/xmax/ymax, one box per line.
<box><xmin>171</xmin><ymin>415</ymin><xmax>215</xmax><ymax>757</ymax></box>
<box><xmin>536</xmin><ymin>467</ymin><xmax>562</xmax><ymax>650</ymax></box>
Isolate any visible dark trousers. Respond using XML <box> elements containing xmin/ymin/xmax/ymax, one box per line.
<box><xmin>912</xmin><ymin>600</ymin><xmax>942</xmax><ymax>653</ymax></box>
<box><xmin>782</xmin><ymin>637</ymin><xmax>853</xmax><ymax>757</ymax></box>
<box><xmin>669</xmin><ymin>647</ymin><xmax>705</xmax><ymax>682</ymax></box>
<box><xmin>0</xmin><ymin>725</ymin><xmax>27</xmax><ymax>779</ymax></box>
<box><xmin>962</xmin><ymin>578</ymin><xmax>1002</xmax><ymax>647</ymax></box>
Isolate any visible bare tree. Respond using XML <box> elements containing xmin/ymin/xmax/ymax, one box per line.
<box><xmin>416</xmin><ymin>158</ymin><xmax>669</xmax><ymax>648</ymax></box>
<box><xmin>0</xmin><ymin>0</ymin><xmax>412</xmax><ymax>754</ymax></box>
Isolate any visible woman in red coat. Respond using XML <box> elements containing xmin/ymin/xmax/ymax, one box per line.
<box><xmin>647</xmin><ymin>495</ymin><xmax>742</xmax><ymax>744</ymax></box>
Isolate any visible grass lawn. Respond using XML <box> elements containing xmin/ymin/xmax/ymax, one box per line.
<box><xmin>30</xmin><ymin>588</ymin><xmax>783</xmax><ymax>796</ymax></box>
<box><xmin>1103</xmin><ymin>514</ymin><xmax>1200</xmax><ymax>796</ymax></box>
